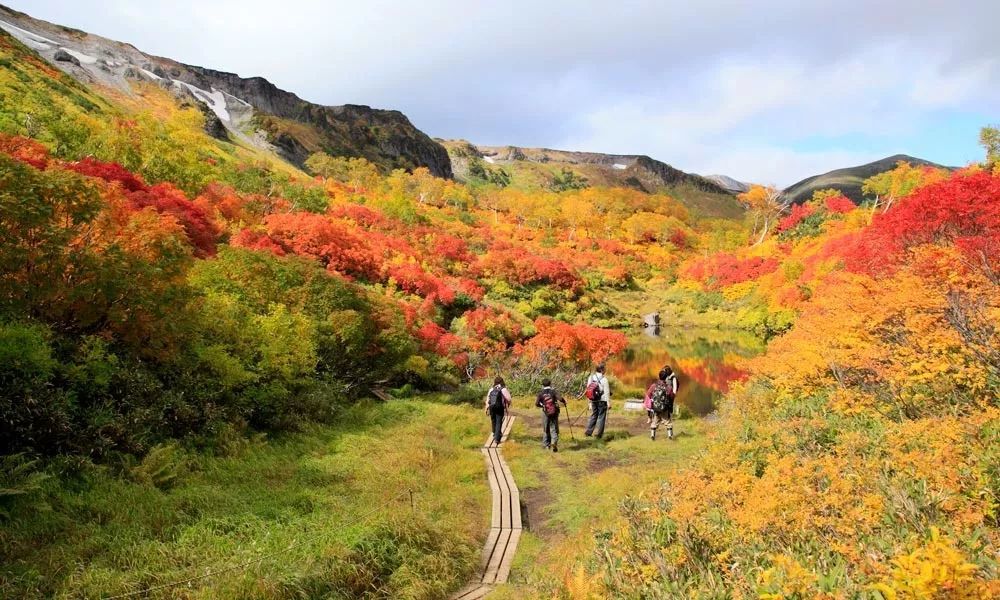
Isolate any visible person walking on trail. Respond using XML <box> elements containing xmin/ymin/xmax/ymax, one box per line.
<box><xmin>645</xmin><ymin>367</ymin><xmax>678</xmax><ymax>440</ymax></box>
<box><xmin>582</xmin><ymin>364</ymin><xmax>611</xmax><ymax>438</ymax></box>
<box><xmin>485</xmin><ymin>377</ymin><xmax>512</xmax><ymax>445</ymax></box>
<box><xmin>536</xmin><ymin>378</ymin><xmax>567</xmax><ymax>452</ymax></box>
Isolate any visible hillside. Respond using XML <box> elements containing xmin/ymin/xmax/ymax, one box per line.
<box><xmin>442</xmin><ymin>140</ymin><xmax>745</xmax><ymax>219</ymax></box>
<box><xmin>782</xmin><ymin>153</ymin><xmax>948</xmax><ymax>204</ymax></box>
<box><xmin>0</xmin><ymin>4</ymin><xmax>452</xmax><ymax>177</ymax></box>
<box><xmin>703</xmin><ymin>173</ymin><xmax>751</xmax><ymax>193</ymax></box>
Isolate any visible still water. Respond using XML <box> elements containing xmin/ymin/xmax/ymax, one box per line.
<box><xmin>607</xmin><ymin>328</ymin><xmax>764</xmax><ymax>416</ymax></box>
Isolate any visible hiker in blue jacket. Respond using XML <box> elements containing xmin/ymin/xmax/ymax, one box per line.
<box><xmin>536</xmin><ymin>378</ymin><xmax>567</xmax><ymax>452</ymax></box>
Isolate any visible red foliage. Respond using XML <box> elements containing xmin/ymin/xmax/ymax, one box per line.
<box><xmin>0</xmin><ymin>134</ymin><xmax>49</xmax><ymax>169</ymax></box>
<box><xmin>843</xmin><ymin>170</ymin><xmax>1000</xmax><ymax>275</ymax></box>
<box><xmin>433</xmin><ymin>234</ymin><xmax>474</xmax><ymax>263</ymax></box>
<box><xmin>388</xmin><ymin>262</ymin><xmax>456</xmax><ymax>304</ymax></box>
<box><xmin>683</xmin><ymin>253</ymin><xmax>781</xmax><ymax>289</ymax></box>
<box><xmin>669</xmin><ymin>228</ymin><xmax>692</xmax><ymax>249</ymax></box>
<box><xmin>824</xmin><ymin>195</ymin><xmax>856</xmax><ymax>214</ymax></box>
<box><xmin>521</xmin><ymin>317</ymin><xmax>628</xmax><ymax>366</ymax></box>
<box><xmin>415</xmin><ymin>321</ymin><xmax>460</xmax><ymax>356</ymax></box>
<box><xmin>67</xmin><ymin>157</ymin><xmax>148</xmax><ymax>192</ymax></box>
<box><xmin>230</xmin><ymin>230</ymin><xmax>286</xmax><ymax>256</ymax></box>
<box><xmin>463</xmin><ymin>307</ymin><xmax>523</xmax><ymax>346</ymax></box>
<box><xmin>194</xmin><ymin>183</ymin><xmax>246</xmax><ymax>222</ymax></box>
<box><xmin>777</xmin><ymin>203</ymin><xmax>817</xmax><ymax>232</ymax></box>
<box><xmin>127</xmin><ymin>183</ymin><xmax>219</xmax><ymax>256</ymax></box>
<box><xmin>477</xmin><ymin>246</ymin><xmax>582</xmax><ymax>291</ymax></box>
<box><xmin>453</xmin><ymin>278</ymin><xmax>485</xmax><ymax>301</ymax></box>
<box><xmin>328</xmin><ymin>203</ymin><xmax>385</xmax><ymax>227</ymax></box>
<box><xmin>258</xmin><ymin>212</ymin><xmax>381</xmax><ymax>280</ymax></box>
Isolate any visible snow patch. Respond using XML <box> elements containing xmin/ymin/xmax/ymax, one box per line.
<box><xmin>612</xmin><ymin>163</ymin><xmax>627</xmax><ymax>170</ymax></box>
<box><xmin>59</xmin><ymin>48</ymin><xmax>98</xmax><ymax>65</ymax></box>
<box><xmin>0</xmin><ymin>19</ymin><xmax>57</xmax><ymax>47</ymax></box>
<box><xmin>223</xmin><ymin>90</ymin><xmax>251</xmax><ymax>107</ymax></box>
<box><xmin>483</xmin><ymin>156</ymin><xmax>495</xmax><ymax>164</ymax></box>
<box><xmin>176</xmin><ymin>81</ymin><xmax>231</xmax><ymax>121</ymax></box>
<box><xmin>140</xmin><ymin>68</ymin><xmax>164</xmax><ymax>81</ymax></box>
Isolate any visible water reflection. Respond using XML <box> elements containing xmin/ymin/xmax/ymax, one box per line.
<box><xmin>608</xmin><ymin>329</ymin><xmax>763</xmax><ymax>416</ymax></box>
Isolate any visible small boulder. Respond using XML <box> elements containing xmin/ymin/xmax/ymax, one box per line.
<box><xmin>53</xmin><ymin>49</ymin><xmax>81</xmax><ymax>67</ymax></box>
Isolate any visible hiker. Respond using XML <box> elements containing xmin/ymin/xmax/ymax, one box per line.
<box><xmin>645</xmin><ymin>367</ymin><xmax>678</xmax><ymax>440</ymax></box>
<box><xmin>484</xmin><ymin>376</ymin><xmax>512</xmax><ymax>445</ymax></box>
<box><xmin>582</xmin><ymin>364</ymin><xmax>611</xmax><ymax>438</ymax></box>
<box><xmin>536</xmin><ymin>378</ymin><xmax>567</xmax><ymax>452</ymax></box>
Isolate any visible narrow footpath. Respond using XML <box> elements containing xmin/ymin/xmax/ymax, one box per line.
<box><xmin>451</xmin><ymin>415</ymin><xmax>521</xmax><ymax>600</ymax></box>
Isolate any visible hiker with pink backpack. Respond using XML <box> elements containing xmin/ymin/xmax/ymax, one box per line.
<box><xmin>645</xmin><ymin>366</ymin><xmax>678</xmax><ymax>440</ymax></box>
<box><xmin>581</xmin><ymin>364</ymin><xmax>611</xmax><ymax>438</ymax></box>
<box><xmin>536</xmin><ymin>378</ymin><xmax>568</xmax><ymax>452</ymax></box>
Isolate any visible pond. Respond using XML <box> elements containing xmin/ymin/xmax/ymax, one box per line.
<box><xmin>607</xmin><ymin>327</ymin><xmax>764</xmax><ymax>416</ymax></box>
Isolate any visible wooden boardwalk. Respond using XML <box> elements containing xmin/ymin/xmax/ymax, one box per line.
<box><xmin>450</xmin><ymin>414</ymin><xmax>521</xmax><ymax>600</ymax></box>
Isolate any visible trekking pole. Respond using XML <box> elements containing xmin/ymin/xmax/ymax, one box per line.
<box><xmin>565</xmin><ymin>406</ymin><xmax>575</xmax><ymax>440</ymax></box>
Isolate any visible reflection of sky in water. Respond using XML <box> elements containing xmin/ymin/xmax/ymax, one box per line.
<box><xmin>608</xmin><ymin>329</ymin><xmax>762</xmax><ymax>416</ymax></box>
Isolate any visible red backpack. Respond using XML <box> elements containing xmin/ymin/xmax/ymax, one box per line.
<box><xmin>584</xmin><ymin>377</ymin><xmax>603</xmax><ymax>401</ymax></box>
<box><xmin>539</xmin><ymin>390</ymin><xmax>559</xmax><ymax>416</ymax></box>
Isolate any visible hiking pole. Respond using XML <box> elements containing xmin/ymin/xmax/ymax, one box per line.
<box><xmin>565</xmin><ymin>406</ymin><xmax>575</xmax><ymax>440</ymax></box>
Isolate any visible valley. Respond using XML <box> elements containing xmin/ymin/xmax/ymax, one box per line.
<box><xmin>0</xmin><ymin>3</ymin><xmax>997</xmax><ymax>599</ymax></box>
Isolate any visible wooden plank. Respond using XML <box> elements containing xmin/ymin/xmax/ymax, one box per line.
<box><xmin>452</xmin><ymin>583</ymin><xmax>485</xmax><ymax>600</ymax></box>
<box><xmin>455</xmin><ymin>585</ymin><xmax>491</xmax><ymax>600</ymax></box>
<box><xmin>482</xmin><ymin>448</ymin><xmax>502</xmax><ymax>529</ymax></box>
<box><xmin>480</xmin><ymin>528</ymin><xmax>501</xmax><ymax>569</ymax></box>
<box><xmin>370</xmin><ymin>387</ymin><xmax>393</xmax><ymax>402</ymax></box>
<box><xmin>496</xmin><ymin>454</ymin><xmax>521</xmax><ymax>529</ymax></box>
<box><xmin>481</xmin><ymin>528</ymin><xmax>512</xmax><ymax>584</ymax></box>
<box><xmin>495</xmin><ymin>528</ymin><xmax>522</xmax><ymax>583</ymax></box>
<box><xmin>500</xmin><ymin>415</ymin><xmax>514</xmax><ymax>442</ymax></box>
<box><xmin>487</xmin><ymin>448</ymin><xmax>511</xmax><ymax>529</ymax></box>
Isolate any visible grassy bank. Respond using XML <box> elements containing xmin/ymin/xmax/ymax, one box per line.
<box><xmin>1</xmin><ymin>400</ymin><xmax>488</xmax><ymax>599</ymax></box>
<box><xmin>491</xmin><ymin>400</ymin><xmax>711</xmax><ymax>598</ymax></box>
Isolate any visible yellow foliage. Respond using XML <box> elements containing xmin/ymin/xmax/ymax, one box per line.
<box><xmin>869</xmin><ymin>528</ymin><xmax>991</xmax><ymax>600</ymax></box>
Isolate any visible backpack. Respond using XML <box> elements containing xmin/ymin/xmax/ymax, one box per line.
<box><xmin>488</xmin><ymin>386</ymin><xmax>505</xmax><ymax>409</ymax></box>
<box><xmin>584</xmin><ymin>376</ymin><xmax>603</xmax><ymax>401</ymax></box>
<box><xmin>539</xmin><ymin>389</ymin><xmax>558</xmax><ymax>416</ymax></box>
<box><xmin>651</xmin><ymin>381</ymin><xmax>671</xmax><ymax>413</ymax></box>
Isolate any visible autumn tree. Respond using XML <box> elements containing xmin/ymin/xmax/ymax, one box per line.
<box><xmin>738</xmin><ymin>184</ymin><xmax>786</xmax><ymax>246</ymax></box>
<box><xmin>981</xmin><ymin>125</ymin><xmax>1000</xmax><ymax>169</ymax></box>
<box><xmin>861</xmin><ymin>160</ymin><xmax>947</xmax><ymax>217</ymax></box>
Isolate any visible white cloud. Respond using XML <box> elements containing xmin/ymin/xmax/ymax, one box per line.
<box><xmin>6</xmin><ymin>0</ymin><xmax>999</xmax><ymax>182</ymax></box>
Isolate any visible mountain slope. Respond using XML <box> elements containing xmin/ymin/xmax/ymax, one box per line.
<box><xmin>703</xmin><ymin>174</ymin><xmax>751</xmax><ymax>194</ymax></box>
<box><xmin>0</xmin><ymin>4</ymin><xmax>452</xmax><ymax>177</ymax></box>
<box><xmin>782</xmin><ymin>154</ymin><xmax>948</xmax><ymax>204</ymax></box>
<box><xmin>442</xmin><ymin>140</ymin><xmax>745</xmax><ymax>219</ymax></box>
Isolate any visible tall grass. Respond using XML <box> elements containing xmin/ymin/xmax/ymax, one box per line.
<box><xmin>0</xmin><ymin>400</ymin><xmax>488</xmax><ymax>599</ymax></box>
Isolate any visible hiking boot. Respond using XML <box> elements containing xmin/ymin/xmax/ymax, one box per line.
<box><xmin>552</xmin><ymin>444</ymin><xmax>558</xmax><ymax>453</ymax></box>
<box><xmin>650</xmin><ymin>429</ymin><xmax>656</xmax><ymax>440</ymax></box>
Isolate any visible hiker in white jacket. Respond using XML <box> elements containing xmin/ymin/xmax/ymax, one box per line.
<box><xmin>583</xmin><ymin>364</ymin><xmax>611</xmax><ymax>438</ymax></box>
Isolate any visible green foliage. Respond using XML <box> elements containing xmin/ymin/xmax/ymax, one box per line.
<box><xmin>981</xmin><ymin>125</ymin><xmax>1000</xmax><ymax>167</ymax></box>
<box><xmin>549</xmin><ymin>166</ymin><xmax>589</xmax><ymax>192</ymax></box>
<box><xmin>0</xmin><ymin>453</ymin><xmax>51</xmax><ymax>519</ymax></box>
<box><xmin>129</xmin><ymin>442</ymin><xmax>188</xmax><ymax>490</ymax></box>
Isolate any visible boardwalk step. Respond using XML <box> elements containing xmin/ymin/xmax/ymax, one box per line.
<box><xmin>451</xmin><ymin>415</ymin><xmax>521</xmax><ymax>599</ymax></box>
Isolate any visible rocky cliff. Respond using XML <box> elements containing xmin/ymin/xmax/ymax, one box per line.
<box><xmin>0</xmin><ymin>4</ymin><xmax>452</xmax><ymax>177</ymax></box>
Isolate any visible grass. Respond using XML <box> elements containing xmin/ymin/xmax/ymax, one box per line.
<box><xmin>490</xmin><ymin>399</ymin><xmax>711</xmax><ymax>598</ymax></box>
<box><xmin>0</xmin><ymin>400</ymin><xmax>489</xmax><ymax>599</ymax></box>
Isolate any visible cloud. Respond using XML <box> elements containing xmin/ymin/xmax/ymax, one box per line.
<box><xmin>7</xmin><ymin>0</ymin><xmax>999</xmax><ymax>183</ymax></box>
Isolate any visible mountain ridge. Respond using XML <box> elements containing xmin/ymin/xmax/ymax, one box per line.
<box><xmin>0</xmin><ymin>3</ymin><xmax>453</xmax><ymax>178</ymax></box>
<box><xmin>782</xmin><ymin>153</ymin><xmax>949</xmax><ymax>204</ymax></box>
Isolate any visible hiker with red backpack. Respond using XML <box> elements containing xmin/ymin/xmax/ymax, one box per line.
<box><xmin>645</xmin><ymin>367</ymin><xmax>678</xmax><ymax>440</ymax></box>
<box><xmin>536</xmin><ymin>378</ymin><xmax>567</xmax><ymax>452</ymax></box>
<box><xmin>581</xmin><ymin>364</ymin><xmax>611</xmax><ymax>438</ymax></box>
<box><xmin>484</xmin><ymin>376</ymin><xmax>512</xmax><ymax>445</ymax></box>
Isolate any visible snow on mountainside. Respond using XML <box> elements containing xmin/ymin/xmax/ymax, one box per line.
<box><xmin>0</xmin><ymin>4</ymin><xmax>452</xmax><ymax>177</ymax></box>
<box><xmin>702</xmin><ymin>174</ymin><xmax>751</xmax><ymax>194</ymax></box>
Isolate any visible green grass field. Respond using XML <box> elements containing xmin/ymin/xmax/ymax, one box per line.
<box><xmin>1</xmin><ymin>401</ymin><xmax>490</xmax><ymax>600</ymax></box>
<box><xmin>490</xmin><ymin>400</ymin><xmax>710</xmax><ymax>598</ymax></box>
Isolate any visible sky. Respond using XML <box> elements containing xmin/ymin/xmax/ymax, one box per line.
<box><xmin>8</xmin><ymin>0</ymin><xmax>998</xmax><ymax>186</ymax></box>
